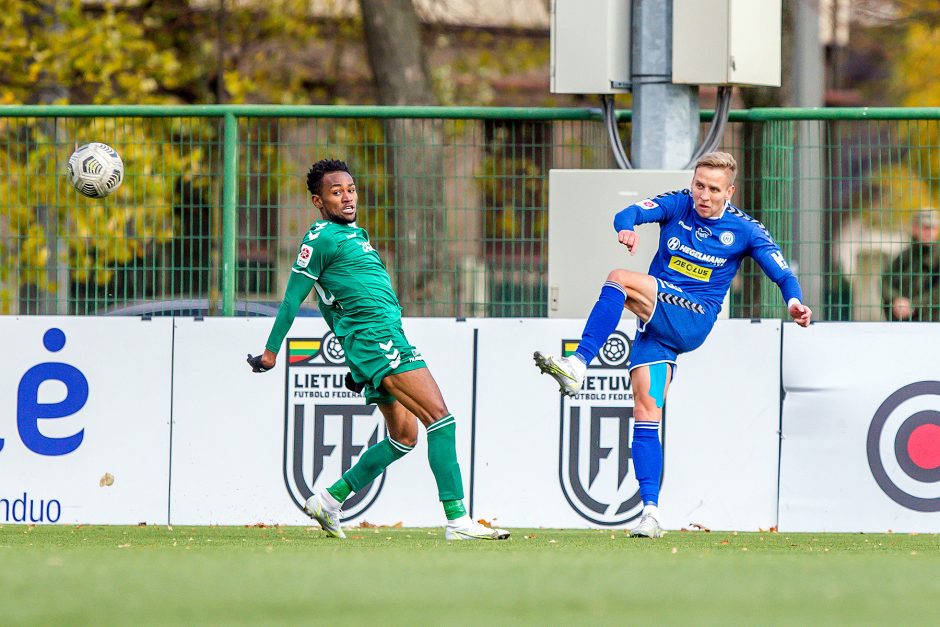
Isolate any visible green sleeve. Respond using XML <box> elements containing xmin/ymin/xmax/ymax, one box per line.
<box><xmin>265</xmin><ymin>270</ymin><xmax>316</xmax><ymax>353</ymax></box>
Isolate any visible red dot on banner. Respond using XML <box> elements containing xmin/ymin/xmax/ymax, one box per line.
<box><xmin>907</xmin><ymin>424</ymin><xmax>940</xmax><ymax>470</ymax></box>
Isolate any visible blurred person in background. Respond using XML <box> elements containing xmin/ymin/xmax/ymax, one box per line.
<box><xmin>882</xmin><ymin>208</ymin><xmax>940</xmax><ymax>322</ymax></box>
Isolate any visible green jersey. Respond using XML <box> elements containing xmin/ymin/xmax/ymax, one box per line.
<box><xmin>265</xmin><ymin>219</ymin><xmax>401</xmax><ymax>352</ymax></box>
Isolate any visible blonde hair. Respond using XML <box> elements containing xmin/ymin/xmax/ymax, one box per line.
<box><xmin>695</xmin><ymin>151</ymin><xmax>738</xmax><ymax>184</ymax></box>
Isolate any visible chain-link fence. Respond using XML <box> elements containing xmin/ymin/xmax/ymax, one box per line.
<box><xmin>2</xmin><ymin>105</ymin><xmax>938</xmax><ymax>320</ymax></box>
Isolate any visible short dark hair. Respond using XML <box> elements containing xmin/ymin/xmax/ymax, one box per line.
<box><xmin>306</xmin><ymin>159</ymin><xmax>351</xmax><ymax>196</ymax></box>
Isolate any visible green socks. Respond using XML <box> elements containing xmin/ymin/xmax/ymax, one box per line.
<box><xmin>328</xmin><ymin>437</ymin><xmax>413</xmax><ymax>501</ymax></box>
<box><xmin>326</xmin><ymin>477</ymin><xmax>352</xmax><ymax>503</ymax></box>
<box><xmin>326</xmin><ymin>416</ymin><xmax>468</xmax><ymax>523</ymax></box>
<box><xmin>442</xmin><ymin>499</ymin><xmax>467</xmax><ymax>520</ymax></box>
<box><xmin>427</xmin><ymin>414</ymin><xmax>465</xmax><ymax>507</ymax></box>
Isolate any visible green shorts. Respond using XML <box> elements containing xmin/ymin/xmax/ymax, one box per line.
<box><xmin>341</xmin><ymin>323</ymin><xmax>426</xmax><ymax>405</ymax></box>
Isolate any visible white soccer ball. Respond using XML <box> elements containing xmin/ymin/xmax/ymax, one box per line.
<box><xmin>66</xmin><ymin>142</ymin><xmax>124</xmax><ymax>198</ymax></box>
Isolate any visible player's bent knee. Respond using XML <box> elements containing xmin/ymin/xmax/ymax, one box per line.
<box><xmin>389</xmin><ymin>434</ymin><xmax>416</xmax><ymax>451</ymax></box>
<box><xmin>607</xmin><ymin>268</ymin><xmax>651</xmax><ymax>293</ymax></box>
<box><xmin>606</xmin><ymin>269</ymin><xmax>632</xmax><ymax>287</ymax></box>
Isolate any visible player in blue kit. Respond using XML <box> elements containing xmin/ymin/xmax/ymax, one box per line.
<box><xmin>535</xmin><ymin>151</ymin><xmax>812</xmax><ymax>538</ymax></box>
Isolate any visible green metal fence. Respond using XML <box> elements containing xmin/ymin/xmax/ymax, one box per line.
<box><xmin>1</xmin><ymin>105</ymin><xmax>939</xmax><ymax>321</ymax></box>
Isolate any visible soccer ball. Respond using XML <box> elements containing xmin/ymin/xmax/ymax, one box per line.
<box><xmin>66</xmin><ymin>142</ymin><xmax>124</xmax><ymax>198</ymax></box>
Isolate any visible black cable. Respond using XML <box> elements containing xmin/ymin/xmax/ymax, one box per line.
<box><xmin>685</xmin><ymin>86</ymin><xmax>733</xmax><ymax>167</ymax></box>
<box><xmin>602</xmin><ymin>94</ymin><xmax>632</xmax><ymax>169</ymax></box>
<box><xmin>601</xmin><ymin>86</ymin><xmax>732</xmax><ymax>171</ymax></box>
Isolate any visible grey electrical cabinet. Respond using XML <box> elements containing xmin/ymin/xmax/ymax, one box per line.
<box><xmin>550</xmin><ymin>0</ymin><xmax>631</xmax><ymax>94</ymax></box>
<box><xmin>549</xmin><ymin>170</ymin><xmax>681</xmax><ymax>318</ymax></box>
<box><xmin>548</xmin><ymin>169</ymin><xmax>732</xmax><ymax>320</ymax></box>
<box><xmin>672</xmin><ymin>0</ymin><xmax>781</xmax><ymax>86</ymax></box>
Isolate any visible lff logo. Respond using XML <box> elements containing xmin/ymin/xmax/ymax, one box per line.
<box><xmin>1</xmin><ymin>328</ymin><xmax>87</xmax><ymax>456</ymax></box>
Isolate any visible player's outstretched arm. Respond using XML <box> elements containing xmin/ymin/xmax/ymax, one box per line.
<box><xmin>788</xmin><ymin>301</ymin><xmax>812</xmax><ymax>327</ymax></box>
<box><xmin>247</xmin><ymin>271</ymin><xmax>315</xmax><ymax>373</ymax></box>
<box><xmin>617</xmin><ymin>229</ymin><xmax>639</xmax><ymax>255</ymax></box>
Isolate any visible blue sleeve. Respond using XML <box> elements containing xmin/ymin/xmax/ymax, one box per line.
<box><xmin>613</xmin><ymin>194</ymin><xmax>677</xmax><ymax>232</ymax></box>
<box><xmin>750</xmin><ymin>228</ymin><xmax>803</xmax><ymax>304</ymax></box>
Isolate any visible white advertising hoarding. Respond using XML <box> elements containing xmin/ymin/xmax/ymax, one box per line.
<box><xmin>779</xmin><ymin>323</ymin><xmax>940</xmax><ymax>532</ymax></box>
<box><xmin>169</xmin><ymin>317</ymin><xmax>476</xmax><ymax>527</ymax></box>
<box><xmin>11</xmin><ymin>315</ymin><xmax>933</xmax><ymax>532</ymax></box>
<box><xmin>0</xmin><ymin>317</ymin><xmax>173</xmax><ymax>524</ymax></box>
<box><xmin>472</xmin><ymin>318</ymin><xmax>781</xmax><ymax>531</ymax></box>
<box><xmin>664</xmin><ymin>319</ymin><xmax>782</xmax><ymax>531</ymax></box>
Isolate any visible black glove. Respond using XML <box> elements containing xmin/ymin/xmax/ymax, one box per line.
<box><xmin>247</xmin><ymin>353</ymin><xmax>272</xmax><ymax>373</ymax></box>
<box><xmin>344</xmin><ymin>372</ymin><xmax>365</xmax><ymax>393</ymax></box>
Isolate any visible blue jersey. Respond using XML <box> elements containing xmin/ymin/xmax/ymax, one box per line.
<box><xmin>613</xmin><ymin>189</ymin><xmax>801</xmax><ymax>315</ymax></box>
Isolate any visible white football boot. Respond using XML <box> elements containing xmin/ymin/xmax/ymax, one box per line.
<box><xmin>533</xmin><ymin>351</ymin><xmax>586</xmax><ymax>397</ymax></box>
<box><xmin>303</xmin><ymin>493</ymin><xmax>346</xmax><ymax>539</ymax></box>
<box><xmin>445</xmin><ymin>517</ymin><xmax>511</xmax><ymax>541</ymax></box>
<box><xmin>630</xmin><ymin>512</ymin><xmax>665</xmax><ymax>538</ymax></box>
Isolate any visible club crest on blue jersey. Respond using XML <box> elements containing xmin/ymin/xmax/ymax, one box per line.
<box><xmin>558</xmin><ymin>330</ymin><xmax>666</xmax><ymax>526</ymax></box>
<box><xmin>283</xmin><ymin>329</ymin><xmax>385</xmax><ymax>521</ymax></box>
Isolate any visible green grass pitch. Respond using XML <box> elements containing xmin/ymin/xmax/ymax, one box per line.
<box><xmin>2</xmin><ymin>524</ymin><xmax>939</xmax><ymax>625</ymax></box>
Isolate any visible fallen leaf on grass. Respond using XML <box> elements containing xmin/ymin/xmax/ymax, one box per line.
<box><xmin>686</xmin><ymin>523</ymin><xmax>710</xmax><ymax>532</ymax></box>
<box><xmin>117</xmin><ymin>544</ymin><xmax>130</xmax><ymax>548</ymax></box>
<box><xmin>99</xmin><ymin>473</ymin><xmax>114</xmax><ymax>487</ymax></box>
<box><xmin>245</xmin><ymin>523</ymin><xmax>271</xmax><ymax>528</ymax></box>
<box><xmin>476</xmin><ymin>519</ymin><xmax>494</xmax><ymax>528</ymax></box>
<box><xmin>357</xmin><ymin>520</ymin><xmax>403</xmax><ymax>528</ymax></box>
<box><xmin>720</xmin><ymin>540</ymin><xmax>730</xmax><ymax>545</ymax></box>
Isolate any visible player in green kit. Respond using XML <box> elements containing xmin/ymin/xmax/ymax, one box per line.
<box><xmin>248</xmin><ymin>159</ymin><xmax>509</xmax><ymax>541</ymax></box>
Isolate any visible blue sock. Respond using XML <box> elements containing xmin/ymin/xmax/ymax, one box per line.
<box><xmin>575</xmin><ymin>281</ymin><xmax>627</xmax><ymax>365</ymax></box>
<box><xmin>632</xmin><ymin>421</ymin><xmax>662</xmax><ymax>506</ymax></box>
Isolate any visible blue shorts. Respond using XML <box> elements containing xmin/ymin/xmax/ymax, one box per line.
<box><xmin>627</xmin><ymin>278</ymin><xmax>717</xmax><ymax>372</ymax></box>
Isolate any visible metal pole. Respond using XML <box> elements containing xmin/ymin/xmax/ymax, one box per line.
<box><xmin>793</xmin><ymin>0</ymin><xmax>825</xmax><ymax>317</ymax></box>
<box><xmin>221</xmin><ymin>112</ymin><xmax>238</xmax><ymax>316</ymax></box>
<box><xmin>630</xmin><ymin>0</ymin><xmax>698</xmax><ymax>169</ymax></box>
